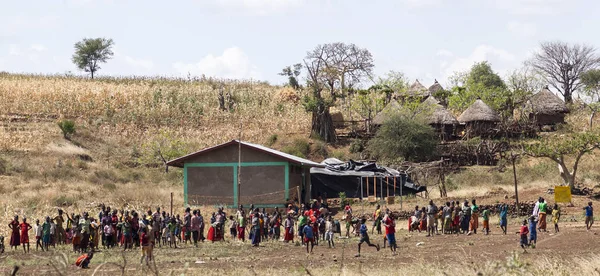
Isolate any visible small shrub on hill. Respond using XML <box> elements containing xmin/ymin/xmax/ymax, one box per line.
<box><xmin>266</xmin><ymin>134</ymin><xmax>278</xmax><ymax>147</ymax></box>
<box><xmin>57</xmin><ymin>119</ymin><xmax>76</xmax><ymax>139</ymax></box>
<box><xmin>282</xmin><ymin>138</ymin><xmax>311</xmax><ymax>158</ymax></box>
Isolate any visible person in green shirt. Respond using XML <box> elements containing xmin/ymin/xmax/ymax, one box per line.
<box><xmin>469</xmin><ymin>199</ymin><xmax>479</xmax><ymax>235</ymax></box>
<box><xmin>79</xmin><ymin>213</ymin><xmax>91</xmax><ymax>253</ymax></box>
<box><xmin>42</xmin><ymin>216</ymin><xmax>52</xmax><ymax>251</ymax></box>
<box><xmin>122</xmin><ymin>219</ymin><xmax>132</xmax><ymax>251</ymax></box>
<box><xmin>298</xmin><ymin>213</ymin><xmax>307</xmax><ymax>246</ymax></box>
<box><xmin>168</xmin><ymin>218</ymin><xmax>177</xmax><ymax>248</ymax></box>
<box><xmin>481</xmin><ymin>208</ymin><xmax>490</xmax><ymax>235</ymax></box>
<box><xmin>538</xmin><ymin>198</ymin><xmax>548</xmax><ymax>232</ymax></box>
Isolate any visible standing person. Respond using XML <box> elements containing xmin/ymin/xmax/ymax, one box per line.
<box><xmin>152</xmin><ymin>208</ymin><xmax>162</xmax><ymax>246</ymax></box>
<box><xmin>42</xmin><ymin>216</ymin><xmax>52</xmax><ymax>251</ymax></box>
<box><xmin>461</xmin><ymin>201</ymin><xmax>471</xmax><ymax>234</ymax></box>
<box><xmin>54</xmin><ymin>209</ymin><xmax>66</xmax><ymax>245</ymax></box>
<box><xmin>552</xmin><ymin>204</ymin><xmax>561</xmax><ymax>233</ymax></box>
<box><xmin>519</xmin><ymin>219</ymin><xmax>529</xmax><ymax>252</ymax></box>
<box><xmin>168</xmin><ymin>217</ymin><xmax>177</xmax><ymax>248</ymax></box>
<box><xmin>272</xmin><ymin>207</ymin><xmax>281</xmax><ymax>240</ymax></box>
<box><xmin>345</xmin><ymin>211</ymin><xmax>353</xmax><ymax>237</ymax></box>
<box><xmin>140</xmin><ymin>228</ymin><xmax>151</xmax><ymax>265</ymax></box>
<box><xmin>538</xmin><ymin>198</ymin><xmax>547</xmax><ymax>232</ymax></box>
<box><xmin>325</xmin><ymin>215</ymin><xmax>334</xmax><ymax>248</ymax></box>
<box><xmin>298</xmin><ymin>212</ymin><xmax>308</xmax><ymax>245</ymax></box>
<box><xmin>317</xmin><ymin>214</ymin><xmax>326</xmax><ymax>244</ymax></box>
<box><xmin>190</xmin><ymin>210</ymin><xmax>200</xmax><ymax>247</ymax></box>
<box><xmin>419</xmin><ymin>207</ymin><xmax>427</xmax><ymax>233</ymax></box>
<box><xmin>426</xmin><ymin>200</ymin><xmax>438</xmax><ymax>237</ymax></box>
<box><xmin>452</xmin><ymin>202</ymin><xmax>460</xmax><ymax>234</ymax></box>
<box><xmin>383</xmin><ymin>213</ymin><xmax>397</xmax><ymax>255</ymax></box>
<box><xmin>250</xmin><ymin>209</ymin><xmax>261</xmax><ymax>247</ymax></box>
<box><xmin>528</xmin><ymin>216</ymin><xmax>538</xmax><ymax>249</ymax></box>
<box><xmin>183</xmin><ymin>208</ymin><xmax>192</xmax><ymax>245</ymax></box>
<box><xmin>8</xmin><ymin>215</ymin><xmax>20</xmax><ymax>251</ymax></box>
<box><xmin>283</xmin><ymin>214</ymin><xmax>294</xmax><ymax>243</ymax></box>
<box><xmin>79</xmin><ymin>213</ymin><xmax>91</xmax><ymax>252</ymax></box>
<box><xmin>104</xmin><ymin>222</ymin><xmax>114</xmax><ymax>248</ymax></box>
<box><xmin>122</xmin><ymin>217</ymin><xmax>132</xmax><ymax>251</ymax></box>
<box><xmin>303</xmin><ymin>221</ymin><xmax>315</xmax><ymax>254</ymax></box>
<box><xmin>372</xmin><ymin>205</ymin><xmax>382</xmax><ymax>235</ymax></box>
<box><xmin>584</xmin><ymin>202</ymin><xmax>594</xmax><ymax>230</ymax></box>
<box><xmin>355</xmin><ymin>218</ymin><xmax>380</xmax><ymax>257</ymax></box>
<box><xmin>481</xmin><ymin>207</ymin><xmax>490</xmax><ymax>235</ymax></box>
<box><xmin>498</xmin><ymin>203</ymin><xmax>508</xmax><ymax>235</ymax></box>
<box><xmin>532</xmin><ymin>197</ymin><xmax>541</xmax><ymax>219</ymax></box>
<box><xmin>229</xmin><ymin>215</ymin><xmax>238</xmax><ymax>241</ymax></box>
<box><xmin>19</xmin><ymin>217</ymin><xmax>32</xmax><ymax>253</ymax></box>
<box><xmin>236</xmin><ymin>205</ymin><xmax>246</xmax><ymax>242</ymax></box>
<box><xmin>34</xmin><ymin>219</ymin><xmax>43</xmax><ymax>251</ymax></box>
<box><xmin>197</xmin><ymin>210</ymin><xmax>205</xmax><ymax>242</ymax></box>
<box><xmin>49</xmin><ymin>219</ymin><xmax>56</xmax><ymax>248</ymax></box>
<box><xmin>469</xmin><ymin>199</ymin><xmax>479</xmax><ymax>235</ymax></box>
<box><xmin>442</xmin><ymin>202</ymin><xmax>451</xmax><ymax>234</ymax></box>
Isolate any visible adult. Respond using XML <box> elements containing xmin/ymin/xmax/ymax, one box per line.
<box><xmin>426</xmin><ymin>200</ymin><xmax>438</xmax><ymax>237</ymax></box>
<box><xmin>469</xmin><ymin>199</ymin><xmax>479</xmax><ymax>235</ymax></box>
<box><xmin>272</xmin><ymin>207</ymin><xmax>281</xmax><ymax>240</ymax></box>
<box><xmin>461</xmin><ymin>201</ymin><xmax>471</xmax><ymax>234</ymax></box>
<box><xmin>283</xmin><ymin>214</ymin><xmax>294</xmax><ymax>243</ymax></box>
<box><xmin>250</xmin><ymin>209</ymin><xmax>261</xmax><ymax>247</ymax></box>
<box><xmin>20</xmin><ymin>217</ymin><xmax>32</xmax><ymax>253</ymax></box>
<box><xmin>372</xmin><ymin>204</ymin><xmax>382</xmax><ymax>235</ymax></box>
<box><xmin>236</xmin><ymin>205</ymin><xmax>246</xmax><ymax>242</ymax></box>
<box><xmin>8</xmin><ymin>215</ymin><xmax>20</xmax><ymax>250</ymax></box>
<box><xmin>442</xmin><ymin>202</ymin><xmax>452</xmax><ymax>234</ymax></box>
<box><xmin>79</xmin><ymin>212</ymin><xmax>91</xmax><ymax>252</ymax></box>
<box><xmin>54</xmin><ymin>209</ymin><xmax>66</xmax><ymax>245</ymax></box>
<box><xmin>538</xmin><ymin>198</ymin><xmax>548</xmax><ymax>232</ymax></box>
<box><xmin>190</xmin><ymin>210</ymin><xmax>200</xmax><ymax>246</ymax></box>
<box><xmin>183</xmin><ymin>207</ymin><xmax>192</xmax><ymax>244</ymax></box>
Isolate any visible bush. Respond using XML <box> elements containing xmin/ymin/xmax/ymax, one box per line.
<box><xmin>53</xmin><ymin>195</ymin><xmax>76</xmax><ymax>207</ymax></box>
<box><xmin>349</xmin><ymin>139</ymin><xmax>364</xmax><ymax>153</ymax></box>
<box><xmin>282</xmin><ymin>138</ymin><xmax>310</xmax><ymax>158</ymax></box>
<box><xmin>313</xmin><ymin>141</ymin><xmax>329</xmax><ymax>157</ymax></box>
<box><xmin>339</xmin><ymin>192</ymin><xmax>347</xmax><ymax>207</ymax></box>
<box><xmin>266</xmin><ymin>134</ymin><xmax>278</xmax><ymax>147</ymax></box>
<box><xmin>332</xmin><ymin>150</ymin><xmax>346</xmax><ymax>160</ymax></box>
<box><xmin>57</xmin><ymin>119</ymin><xmax>76</xmax><ymax>139</ymax></box>
<box><xmin>367</xmin><ymin>114</ymin><xmax>437</xmax><ymax>162</ymax></box>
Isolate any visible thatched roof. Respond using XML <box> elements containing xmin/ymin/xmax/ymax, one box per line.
<box><xmin>372</xmin><ymin>100</ymin><xmax>402</xmax><ymax>125</ymax></box>
<box><xmin>457</xmin><ymin>99</ymin><xmax>501</xmax><ymax>123</ymax></box>
<box><xmin>422</xmin><ymin>97</ymin><xmax>459</xmax><ymax>125</ymax></box>
<box><xmin>428</xmin><ymin>79</ymin><xmax>444</xmax><ymax>96</ymax></box>
<box><xmin>405</xmin><ymin>79</ymin><xmax>430</xmax><ymax>97</ymax></box>
<box><xmin>528</xmin><ymin>87</ymin><xmax>569</xmax><ymax>115</ymax></box>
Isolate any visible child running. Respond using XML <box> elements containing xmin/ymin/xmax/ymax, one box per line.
<box><xmin>584</xmin><ymin>202</ymin><xmax>594</xmax><ymax>230</ymax></box>
<box><xmin>519</xmin><ymin>219</ymin><xmax>529</xmax><ymax>252</ymax></box>
<box><xmin>552</xmin><ymin>204</ymin><xmax>561</xmax><ymax>233</ymax></box>
<box><xmin>355</xmin><ymin>218</ymin><xmax>380</xmax><ymax>257</ymax></box>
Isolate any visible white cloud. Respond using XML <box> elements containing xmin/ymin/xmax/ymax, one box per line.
<box><xmin>506</xmin><ymin>21</ymin><xmax>537</xmax><ymax>37</ymax></box>
<box><xmin>0</xmin><ymin>15</ymin><xmax>60</xmax><ymax>36</ymax></box>
<box><xmin>436</xmin><ymin>49</ymin><xmax>454</xmax><ymax>57</ymax></box>
<box><xmin>492</xmin><ymin>0</ymin><xmax>568</xmax><ymax>16</ymax></box>
<box><xmin>6</xmin><ymin>44</ymin><xmax>46</xmax><ymax>62</ymax></box>
<box><xmin>30</xmin><ymin>44</ymin><xmax>47</xmax><ymax>52</ymax></box>
<box><xmin>124</xmin><ymin>56</ymin><xmax>154</xmax><ymax>71</ymax></box>
<box><xmin>206</xmin><ymin>0</ymin><xmax>304</xmax><ymax>15</ymax></box>
<box><xmin>399</xmin><ymin>0</ymin><xmax>442</xmax><ymax>8</ymax></box>
<box><xmin>440</xmin><ymin>44</ymin><xmax>517</xmax><ymax>81</ymax></box>
<box><xmin>8</xmin><ymin>45</ymin><xmax>21</xmax><ymax>56</ymax></box>
<box><xmin>173</xmin><ymin>47</ymin><xmax>261</xmax><ymax>79</ymax></box>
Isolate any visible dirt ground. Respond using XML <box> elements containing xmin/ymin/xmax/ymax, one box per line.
<box><xmin>0</xmin><ymin>189</ymin><xmax>597</xmax><ymax>275</ymax></box>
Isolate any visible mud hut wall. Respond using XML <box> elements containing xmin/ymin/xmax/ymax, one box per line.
<box><xmin>531</xmin><ymin>113</ymin><xmax>565</xmax><ymax>125</ymax></box>
<box><xmin>465</xmin><ymin>121</ymin><xmax>497</xmax><ymax>138</ymax></box>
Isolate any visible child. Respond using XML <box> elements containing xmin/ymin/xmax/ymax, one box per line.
<box><xmin>584</xmin><ymin>202</ymin><xmax>594</xmax><ymax>230</ymax></box>
<box><xmin>175</xmin><ymin>214</ymin><xmax>182</xmax><ymax>243</ymax></box>
<box><xmin>34</xmin><ymin>219</ymin><xmax>43</xmax><ymax>251</ymax></box>
<box><xmin>383</xmin><ymin>213</ymin><xmax>397</xmax><ymax>255</ymax></box>
<box><xmin>75</xmin><ymin>250</ymin><xmax>94</xmax><ymax>269</ymax></box>
<box><xmin>355</xmin><ymin>218</ymin><xmax>380</xmax><ymax>257</ymax></box>
<box><xmin>103</xmin><ymin>224</ymin><xmax>113</xmax><ymax>248</ymax></box>
<box><xmin>528</xmin><ymin>216</ymin><xmax>537</xmax><ymax>248</ymax></box>
<box><xmin>42</xmin><ymin>217</ymin><xmax>52</xmax><ymax>251</ymax></box>
<box><xmin>140</xmin><ymin>228</ymin><xmax>151</xmax><ymax>265</ymax></box>
<box><xmin>499</xmin><ymin>204</ymin><xmax>508</xmax><ymax>235</ymax></box>
<box><xmin>20</xmin><ymin>217</ymin><xmax>32</xmax><ymax>253</ymax></box>
<box><xmin>303</xmin><ymin>221</ymin><xmax>315</xmax><ymax>254</ymax></box>
<box><xmin>552</xmin><ymin>204</ymin><xmax>561</xmax><ymax>233</ymax></box>
<box><xmin>325</xmin><ymin>216</ymin><xmax>334</xmax><ymax>248</ymax></box>
<box><xmin>229</xmin><ymin>215</ymin><xmax>238</xmax><ymax>240</ymax></box>
<box><xmin>481</xmin><ymin>207</ymin><xmax>490</xmax><ymax>235</ymax></box>
<box><xmin>168</xmin><ymin>218</ymin><xmax>177</xmax><ymax>248</ymax></box>
<box><xmin>122</xmin><ymin>218</ymin><xmax>132</xmax><ymax>251</ymax></box>
<box><xmin>519</xmin><ymin>219</ymin><xmax>529</xmax><ymax>252</ymax></box>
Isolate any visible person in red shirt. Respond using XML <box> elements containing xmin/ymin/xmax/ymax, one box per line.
<box><xmin>140</xmin><ymin>228</ymin><xmax>151</xmax><ymax>265</ymax></box>
<box><xmin>519</xmin><ymin>219</ymin><xmax>529</xmax><ymax>252</ymax></box>
<box><xmin>382</xmin><ymin>211</ymin><xmax>397</xmax><ymax>255</ymax></box>
<box><xmin>75</xmin><ymin>250</ymin><xmax>94</xmax><ymax>269</ymax></box>
<box><xmin>19</xmin><ymin>217</ymin><xmax>32</xmax><ymax>253</ymax></box>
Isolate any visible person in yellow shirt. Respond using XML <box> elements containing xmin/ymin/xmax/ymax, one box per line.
<box><xmin>551</xmin><ymin>204</ymin><xmax>561</xmax><ymax>233</ymax></box>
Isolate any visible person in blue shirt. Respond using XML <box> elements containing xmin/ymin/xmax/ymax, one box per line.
<box><xmin>302</xmin><ymin>222</ymin><xmax>315</xmax><ymax>254</ymax></box>
<box><xmin>528</xmin><ymin>216</ymin><xmax>538</xmax><ymax>248</ymax></box>
<box><xmin>584</xmin><ymin>202</ymin><xmax>594</xmax><ymax>230</ymax></box>
<box><xmin>355</xmin><ymin>218</ymin><xmax>379</xmax><ymax>257</ymax></box>
<box><xmin>499</xmin><ymin>203</ymin><xmax>508</xmax><ymax>235</ymax></box>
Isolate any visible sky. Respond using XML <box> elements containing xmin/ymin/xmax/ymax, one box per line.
<box><xmin>1</xmin><ymin>0</ymin><xmax>599</xmax><ymax>87</ymax></box>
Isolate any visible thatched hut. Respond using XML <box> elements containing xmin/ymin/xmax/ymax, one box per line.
<box><xmin>526</xmin><ymin>86</ymin><xmax>569</xmax><ymax>128</ymax></box>
<box><xmin>422</xmin><ymin>97</ymin><xmax>459</xmax><ymax>140</ymax></box>
<box><xmin>398</xmin><ymin>79</ymin><xmax>430</xmax><ymax>101</ymax></box>
<box><xmin>428</xmin><ymin>79</ymin><xmax>447</xmax><ymax>106</ymax></box>
<box><xmin>372</xmin><ymin>100</ymin><xmax>402</xmax><ymax>126</ymax></box>
<box><xmin>457</xmin><ymin>99</ymin><xmax>501</xmax><ymax>138</ymax></box>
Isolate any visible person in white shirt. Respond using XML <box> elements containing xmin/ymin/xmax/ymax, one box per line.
<box><xmin>325</xmin><ymin>216</ymin><xmax>335</xmax><ymax>248</ymax></box>
<box><xmin>34</xmin><ymin>219</ymin><xmax>43</xmax><ymax>251</ymax></box>
<box><xmin>50</xmin><ymin>221</ymin><xmax>57</xmax><ymax>248</ymax></box>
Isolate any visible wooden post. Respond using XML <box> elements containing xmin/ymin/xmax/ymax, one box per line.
<box><xmin>393</xmin><ymin>177</ymin><xmax>396</xmax><ymax>197</ymax></box>
<box><xmin>366</xmin><ymin>177</ymin><xmax>369</xmax><ymax>197</ymax></box>
<box><xmin>170</xmin><ymin>192</ymin><xmax>173</xmax><ymax>216</ymax></box>
<box><xmin>373</xmin><ymin>176</ymin><xmax>376</xmax><ymax>200</ymax></box>
<box><xmin>360</xmin><ymin>177</ymin><xmax>363</xmax><ymax>200</ymax></box>
<box><xmin>296</xmin><ymin>186</ymin><xmax>301</xmax><ymax>206</ymax></box>
<box><xmin>512</xmin><ymin>152</ymin><xmax>520</xmax><ymax>215</ymax></box>
<box><xmin>386</xmin><ymin>177</ymin><xmax>389</xmax><ymax>198</ymax></box>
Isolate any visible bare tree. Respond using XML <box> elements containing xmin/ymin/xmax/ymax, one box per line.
<box><xmin>528</xmin><ymin>41</ymin><xmax>600</xmax><ymax>104</ymax></box>
<box><xmin>303</xmin><ymin>43</ymin><xmax>374</xmax><ymax>143</ymax></box>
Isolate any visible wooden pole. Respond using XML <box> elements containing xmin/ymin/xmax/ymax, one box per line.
<box><xmin>400</xmin><ymin>175</ymin><xmax>403</xmax><ymax>210</ymax></box>
<box><xmin>393</xmin><ymin>177</ymin><xmax>396</xmax><ymax>197</ymax></box>
<box><xmin>386</xmin><ymin>177</ymin><xmax>389</xmax><ymax>198</ymax></box>
<box><xmin>512</xmin><ymin>152</ymin><xmax>520</xmax><ymax>215</ymax></box>
<box><xmin>170</xmin><ymin>192</ymin><xmax>173</xmax><ymax>216</ymax></box>
<box><xmin>366</xmin><ymin>177</ymin><xmax>369</xmax><ymax>197</ymax></box>
<box><xmin>373</xmin><ymin>176</ymin><xmax>376</xmax><ymax>199</ymax></box>
<box><xmin>360</xmin><ymin>177</ymin><xmax>363</xmax><ymax>200</ymax></box>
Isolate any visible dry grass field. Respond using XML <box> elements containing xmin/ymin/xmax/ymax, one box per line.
<box><xmin>1</xmin><ymin>74</ymin><xmax>600</xmax><ymax>275</ymax></box>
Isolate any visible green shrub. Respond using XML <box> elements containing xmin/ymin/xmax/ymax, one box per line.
<box><xmin>339</xmin><ymin>192</ymin><xmax>347</xmax><ymax>207</ymax></box>
<box><xmin>282</xmin><ymin>138</ymin><xmax>310</xmax><ymax>158</ymax></box>
<box><xmin>332</xmin><ymin>150</ymin><xmax>346</xmax><ymax>160</ymax></box>
<box><xmin>57</xmin><ymin>119</ymin><xmax>76</xmax><ymax>139</ymax></box>
<box><xmin>313</xmin><ymin>141</ymin><xmax>329</xmax><ymax>157</ymax></box>
<box><xmin>349</xmin><ymin>139</ymin><xmax>364</xmax><ymax>153</ymax></box>
<box><xmin>367</xmin><ymin>115</ymin><xmax>437</xmax><ymax>162</ymax></box>
<box><xmin>266</xmin><ymin>134</ymin><xmax>278</xmax><ymax>147</ymax></box>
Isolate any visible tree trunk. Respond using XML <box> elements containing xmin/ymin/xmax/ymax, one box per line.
<box><xmin>590</xmin><ymin>109</ymin><xmax>596</xmax><ymax>129</ymax></box>
<box><xmin>90</xmin><ymin>70</ymin><xmax>94</xmax><ymax>79</ymax></box>
<box><xmin>311</xmin><ymin>104</ymin><xmax>336</xmax><ymax>143</ymax></box>
<box><xmin>562</xmin><ymin>83</ymin><xmax>572</xmax><ymax>104</ymax></box>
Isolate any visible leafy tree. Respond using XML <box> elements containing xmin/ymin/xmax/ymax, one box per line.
<box><xmin>581</xmin><ymin>69</ymin><xmax>600</xmax><ymax>128</ymax></box>
<box><xmin>528</xmin><ymin>41</ymin><xmax>600</xmax><ymax>104</ymax></box>
<box><xmin>279</xmin><ymin>63</ymin><xmax>302</xmax><ymax>90</ymax></box>
<box><xmin>351</xmin><ymin>88</ymin><xmax>385</xmax><ymax>122</ymax></box>
<box><xmin>139</xmin><ymin>130</ymin><xmax>188</xmax><ymax>172</ymax></box>
<box><xmin>72</xmin><ymin>38</ymin><xmax>114</xmax><ymax>79</ymax></box>
<box><xmin>367</xmin><ymin>114</ymin><xmax>437</xmax><ymax>162</ymax></box>
<box><xmin>523</xmin><ymin>132</ymin><xmax>600</xmax><ymax>191</ymax></box>
<box><xmin>303</xmin><ymin>43</ymin><xmax>375</xmax><ymax>143</ymax></box>
<box><xmin>448</xmin><ymin>61</ymin><xmax>511</xmax><ymax>117</ymax></box>
<box><xmin>505</xmin><ymin>67</ymin><xmax>544</xmax><ymax>118</ymax></box>
<box><xmin>374</xmin><ymin>70</ymin><xmax>408</xmax><ymax>103</ymax></box>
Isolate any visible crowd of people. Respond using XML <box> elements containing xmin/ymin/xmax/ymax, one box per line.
<box><xmin>2</xmin><ymin>197</ymin><xmax>595</xmax><ymax>267</ymax></box>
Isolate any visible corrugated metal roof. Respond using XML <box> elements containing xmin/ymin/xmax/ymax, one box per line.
<box><xmin>166</xmin><ymin>140</ymin><xmax>325</xmax><ymax>168</ymax></box>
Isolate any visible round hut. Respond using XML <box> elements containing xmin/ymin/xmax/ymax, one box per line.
<box><xmin>372</xmin><ymin>99</ymin><xmax>402</xmax><ymax>126</ymax></box>
<box><xmin>457</xmin><ymin>99</ymin><xmax>501</xmax><ymax>138</ymax></box>
<box><xmin>526</xmin><ymin>86</ymin><xmax>569</xmax><ymax>128</ymax></box>
<box><xmin>423</xmin><ymin>97</ymin><xmax>459</xmax><ymax>140</ymax></box>
<box><xmin>428</xmin><ymin>79</ymin><xmax>447</xmax><ymax>106</ymax></box>
<box><xmin>399</xmin><ymin>79</ymin><xmax>430</xmax><ymax>101</ymax></box>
